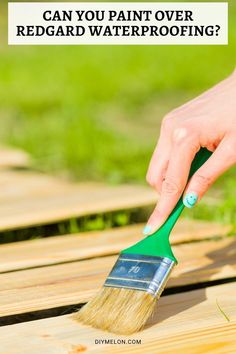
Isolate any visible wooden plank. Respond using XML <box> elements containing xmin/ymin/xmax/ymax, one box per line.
<box><xmin>0</xmin><ymin>282</ymin><xmax>235</xmax><ymax>354</ymax></box>
<box><xmin>0</xmin><ymin>169</ymin><xmax>223</xmax><ymax>232</ymax></box>
<box><xmin>0</xmin><ymin>220</ymin><xmax>230</xmax><ymax>273</ymax></box>
<box><xmin>0</xmin><ymin>170</ymin><xmax>158</xmax><ymax>231</ymax></box>
<box><xmin>0</xmin><ymin>147</ymin><xmax>30</xmax><ymax>169</ymax></box>
<box><xmin>0</xmin><ymin>236</ymin><xmax>235</xmax><ymax>317</ymax></box>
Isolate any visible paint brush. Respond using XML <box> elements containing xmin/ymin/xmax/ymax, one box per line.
<box><xmin>75</xmin><ymin>148</ymin><xmax>212</xmax><ymax>334</ymax></box>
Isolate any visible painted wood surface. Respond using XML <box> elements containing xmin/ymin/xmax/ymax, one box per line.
<box><xmin>0</xmin><ymin>220</ymin><xmax>230</xmax><ymax>272</ymax></box>
<box><xmin>0</xmin><ymin>236</ymin><xmax>235</xmax><ymax>317</ymax></box>
<box><xmin>0</xmin><ymin>282</ymin><xmax>235</xmax><ymax>354</ymax></box>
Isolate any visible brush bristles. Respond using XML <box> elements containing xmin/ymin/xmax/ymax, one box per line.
<box><xmin>74</xmin><ymin>287</ymin><xmax>157</xmax><ymax>334</ymax></box>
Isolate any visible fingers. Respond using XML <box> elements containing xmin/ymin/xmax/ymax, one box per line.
<box><xmin>146</xmin><ymin>117</ymin><xmax>173</xmax><ymax>193</ymax></box>
<box><xmin>183</xmin><ymin>136</ymin><xmax>236</xmax><ymax>206</ymax></box>
<box><xmin>144</xmin><ymin>131</ymin><xmax>199</xmax><ymax>235</ymax></box>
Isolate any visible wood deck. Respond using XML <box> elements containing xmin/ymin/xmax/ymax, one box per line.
<box><xmin>0</xmin><ymin>170</ymin><xmax>158</xmax><ymax>231</ymax></box>
<box><xmin>0</xmin><ymin>146</ymin><xmax>30</xmax><ymax>169</ymax></box>
<box><xmin>0</xmin><ymin>153</ymin><xmax>235</xmax><ymax>353</ymax></box>
<box><xmin>1</xmin><ymin>283</ymin><xmax>235</xmax><ymax>354</ymax></box>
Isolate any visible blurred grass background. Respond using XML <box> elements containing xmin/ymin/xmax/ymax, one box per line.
<box><xmin>0</xmin><ymin>0</ymin><xmax>235</xmax><ymax>228</ymax></box>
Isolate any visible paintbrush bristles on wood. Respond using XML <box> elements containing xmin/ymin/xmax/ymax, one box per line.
<box><xmin>75</xmin><ymin>287</ymin><xmax>156</xmax><ymax>334</ymax></box>
<box><xmin>74</xmin><ymin>253</ymin><xmax>175</xmax><ymax>334</ymax></box>
<box><xmin>75</xmin><ymin>150</ymin><xmax>211</xmax><ymax>334</ymax></box>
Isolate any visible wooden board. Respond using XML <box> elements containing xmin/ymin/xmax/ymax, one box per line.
<box><xmin>0</xmin><ymin>220</ymin><xmax>230</xmax><ymax>273</ymax></box>
<box><xmin>0</xmin><ymin>282</ymin><xmax>235</xmax><ymax>354</ymax></box>
<box><xmin>0</xmin><ymin>236</ymin><xmax>235</xmax><ymax>317</ymax></box>
<box><xmin>0</xmin><ymin>169</ymin><xmax>224</xmax><ymax>232</ymax></box>
<box><xmin>0</xmin><ymin>147</ymin><xmax>30</xmax><ymax>169</ymax></box>
<box><xmin>0</xmin><ymin>170</ymin><xmax>159</xmax><ymax>231</ymax></box>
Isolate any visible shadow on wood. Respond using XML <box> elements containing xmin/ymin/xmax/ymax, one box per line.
<box><xmin>146</xmin><ymin>237</ymin><xmax>236</xmax><ymax>328</ymax></box>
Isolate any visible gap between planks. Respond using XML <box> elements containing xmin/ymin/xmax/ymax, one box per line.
<box><xmin>0</xmin><ymin>282</ymin><xmax>235</xmax><ymax>354</ymax></box>
<box><xmin>0</xmin><ymin>235</ymin><xmax>235</xmax><ymax>317</ymax></box>
<box><xmin>0</xmin><ymin>170</ymin><xmax>157</xmax><ymax>231</ymax></box>
<box><xmin>0</xmin><ymin>170</ymin><xmax>223</xmax><ymax>232</ymax></box>
<box><xmin>0</xmin><ymin>220</ymin><xmax>230</xmax><ymax>273</ymax></box>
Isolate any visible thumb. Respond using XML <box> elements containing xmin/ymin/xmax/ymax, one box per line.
<box><xmin>183</xmin><ymin>138</ymin><xmax>236</xmax><ymax>208</ymax></box>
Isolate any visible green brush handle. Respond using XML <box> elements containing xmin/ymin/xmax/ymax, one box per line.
<box><xmin>122</xmin><ymin>148</ymin><xmax>212</xmax><ymax>263</ymax></box>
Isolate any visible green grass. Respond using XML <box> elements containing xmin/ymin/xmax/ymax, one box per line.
<box><xmin>216</xmin><ymin>299</ymin><xmax>230</xmax><ymax>322</ymax></box>
<box><xmin>0</xmin><ymin>0</ymin><xmax>236</xmax><ymax>230</ymax></box>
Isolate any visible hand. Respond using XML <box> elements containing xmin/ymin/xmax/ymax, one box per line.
<box><xmin>144</xmin><ymin>70</ymin><xmax>236</xmax><ymax>236</ymax></box>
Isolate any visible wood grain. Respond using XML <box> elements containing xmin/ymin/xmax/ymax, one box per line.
<box><xmin>0</xmin><ymin>236</ymin><xmax>235</xmax><ymax>317</ymax></box>
<box><xmin>0</xmin><ymin>220</ymin><xmax>230</xmax><ymax>273</ymax></box>
<box><xmin>0</xmin><ymin>169</ymin><xmax>224</xmax><ymax>232</ymax></box>
<box><xmin>0</xmin><ymin>170</ymin><xmax>158</xmax><ymax>231</ymax></box>
<box><xmin>0</xmin><ymin>282</ymin><xmax>235</xmax><ymax>354</ymax></box>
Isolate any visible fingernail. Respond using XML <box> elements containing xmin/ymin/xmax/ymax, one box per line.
<box><xmin>183</xmin><ymin>192</ymin><xmax>198</xmax><ymax>208</ymax></box>
<box><xmin>143</xmin><ymin>225</ymin><xmax>152</xmax><ymax>235</ymax></box>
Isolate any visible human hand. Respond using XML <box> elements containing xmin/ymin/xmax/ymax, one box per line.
<box><xmin>144</xmin><ymin>70</ymin><xmax>236</xmax><ymax>236</ymax></box>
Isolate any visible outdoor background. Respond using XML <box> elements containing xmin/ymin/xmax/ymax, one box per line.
<box><xmin>0</xmin><ymin>0</ymin><xmax>235</xmax><ymax>229</ymax></box>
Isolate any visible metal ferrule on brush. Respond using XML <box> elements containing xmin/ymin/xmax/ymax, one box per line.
<box><xmin>104</xmin><ymin>253</ymin><xmax>175</xmax><ymax>298</ymax></box>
